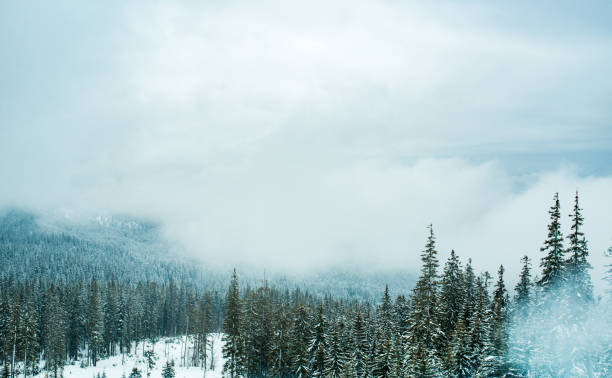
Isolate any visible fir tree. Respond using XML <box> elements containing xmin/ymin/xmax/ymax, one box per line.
<box><xmin>269</xmin><ymin>302</ymin><xmax>291</xmax><ymax>377</ymax></box>
<box><xmin>87</xmin><ymin>279</ymin><xmax>105</xmax><ymax>366</ymax></box>
<box><xmin>44</xmin><ymin>286</ymin><xmax>66</xmax><ymax>378</ymax></box>
<box><xmin>128</xmin><ymin>367</ymin><xmax>142</xmax><ymax>378</ymax></box>
<box><xmin>325</xmin><ymin>321</ymin><xmax>346</xmax><ymax>378</ymax></box>
<box><xmin>378</xmin><ymin>285</ymin><xmax>394</xmax><ymax>339</ymax></box>
<box><xmin>406</xmin><ymin>225</ymin><xmax>442</xmax><ymax>375</ymax></box>
<box><xmin>479</xmin><ymin>265</ymin><xmax>509</xmax><ymax>377</ymax></box>
<box><xmin>468</xmin><ymin>275</ymin><xmax>489</xmax><ymax>373</ymax></box>
<box><xmin>514</xmin><ymin>256</ymin><xmax>532</xmax><ymax>310</ymax></box>
<box><xmin>449</xmin><ymin>316</ymin><xmax>472</xmax><ymax>378</ymax></box>
<box><xmin>290</xmin><ymin>304</ymin><xmax>311</xmax><ymax>378</ymax></box>
<box><xmin>372</xmin><ymin>336</ymin><xmax>391</xmax><ymax>378</ymax></box>
<box><xmin>352</xmin><ymin>310</ymin><xmax>369</xmax><ymax>378</ymax></box>
<box><xmin>438</xmin><ymin>250</ymin><xmax>464</xmax><ymax>348</ymax></box>
<box><xmin>565</xmin><ymin>191</ymin><xmax>593</xmax><ymax>303</ymax></box>
<box><xmin>144</xmin><ymin>348</ymin><xmax>157</xmax><ymax>377</ymax></box>
<box><xmin>161</xmin><ymin>360</ymin><xmax>175</xmax><ymax>378</ymax></box>
<box><xmin>222</xmin><ymin>269</ymin><xmax>243</xmax><ymax>378</ymax></box>
<box><xmin>538</xmin><ymin>193</ymin><xmax>565</xmax><ymax>290</ymax></box>
<box><xmin>17</xmin><ymin>292</ymin><xmax>38</xmax><ymax>376</ymax></box>
<box><xmin>309</xmin><ymin>304</ymin><xmax>328</xmax><ymax>376</ymax></box>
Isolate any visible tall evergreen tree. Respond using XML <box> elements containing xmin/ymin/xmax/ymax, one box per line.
<box><xmin>222</xmin><ymin>269</ymin><xmax>243</xmax><ymax>378</ymax></box>
<box><xmin>44</xmin><ymin>286</ymin><xmax>66</xmax><ymax>378</ymax></box>
<box><xmin>17</xmin><ymin>291</ymin><xmax>38</xmax><ymax>376</ymax></box>
<box><xmin>538</xmin><ymin>193</ymin><xmax>565</xmax><ymax>290</ymax></box>
<box><xmin>309</xmin><ymin>304</ymin><xmax>328</xmax><ymax>376</ymax></box>
<box><xmin>438</xmin><ymin>250</ymin><xmax>464</xmax><ymax>349</ymax></box>
<box><xmin>87</xmin><ymin>279</ymin><xmax>105</xmax><ymax>366</ymax></box>
<box><xmin>514</xmin><ymin>256</ymin><xmax>532</xmax><ymax>309</ymax></box>
<box><xmin>478</xmin><ymin>265</ymin><xmax>509</xmax><ymax>377</ymax></box>
<box><xmin>290</xmin><ymin>304</ymin><xmax>311</xmax><ymax>378</ymax></box>
<box><xmin>325</xmin><ymin>321</ymin><xmax>346</xmax><ymax>378</ymax></box>
<box><xmin>352</xmin><ymin>311</ymin><xmax>369</xmax><ymax>378</ymax></box>
<box><xmin>565</xmin><ymin>191</ymin><xmax>593</xmax><ymax>303</ymax></box>
<box><xmin>270</xmin><ymin>303</ymin><xmax>291</xmax><ymax>378</ymax></box>
<box><xmin>406</xmin><ymin>224</ymin><xmax>442</xmax><ymax>376</ymax></box>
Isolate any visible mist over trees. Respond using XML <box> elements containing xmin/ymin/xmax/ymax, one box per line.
<box><xmin>1</xmin><ymin>192</ymin><xmax>611</xmax><ymax>377</ymax></box>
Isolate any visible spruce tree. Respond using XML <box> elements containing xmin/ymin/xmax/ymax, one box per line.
<box><xmin>309</xmin><ymin>304</ymin><xmax>328</xmax><ymax>376</ymax></box>
<box><xmin>479</xmin><ymin>265</ymin><xmax>509</xmax><ymax>377</ymax></box>
<box><xmin>290</xmin><ymin>303</ymin><xmax>311</xmax><ymax>378</ymax></box>
<box><xmin>565</xmin><ymin>191</ymin><xmax>593</xmax><ymax>303</ymax></box>
<box><xmin>406</xmin><ymin>225</ymin><xmax>442</xmax><ymax>375</ymax></box>
<box><xmin>161</xmin><ymin>360</ymin><xmax>175</xmax><ymax>378</ymax></box>
<box><xmin>538</xmin><ymin>193</ymin><xmax>565</xmax><ymax>290</ymax></box>
<box><xmin>17</xmin><ymin>293</ymin><xmax>38</xmax><ymax>376</ymax></box>
<box><xmin>128</xmin><ymin>367</ymin><xmax>142</xmax><ymax>378</ymax></box>
<box><xmin>372</xmin><ymin>336</ymin><xmax>391</xmax><ymax>378</ymax></box>
<box><xmin>514</xmin><ymin>256</ymin><xmax>532</xmax><ymax>309</ymax></box>
<box><xmin>468</xmin><ymin>275</ymin><xmax>489</xmax><ymax>373</ymax></box>
<box><xmin>44</xmin><ymin>286</ymin><xmax>66</xmax><ymax>378</ymax></box>
<box><xmin>352</xmin><ymin>310</ymin><xmax>369</xmax><ymax>378</ymax></box>
<box><xmin>270</xmin><ymin>303</ymin><xmax>291</xmax><ymax>377</ymax></box>
<box><xmin>222</xmin><ymin>269</ymin><xmax>243</xmax><ymax>378</ymax></box>
<box><xmin>325</xmin><ymin>322</ymin><xmax>346</xmax><ymax>378</ymax></box>
<box><xmin>87</xmin><ymin>279</ymin><xmax>105</xmax><ymax>366</ymax></box>
<box><xmin>449</xmin><ymin>315</ymin><xmax>472</xmax><ymax>378</ymax></box>
<box><xmin>438</xmin><ymin>250</ymin><xmax>464</xmax><ymax>349</ymax></box>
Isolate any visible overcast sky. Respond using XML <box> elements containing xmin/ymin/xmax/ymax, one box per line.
<box><xmin>1</xmin><ymin>0</ymin><xmax>611</xmax><ymax>289</ymax></box>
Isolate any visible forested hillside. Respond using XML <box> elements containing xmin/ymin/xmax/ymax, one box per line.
<box><xmin>0</xmin><ymin>209</ymin><xmax>209</xmax><ymax>286</ymax></box>
<box><xmin>0</xmin><ymin>209</ymin><xmax>415</xmax><ymax>300</ymax></box>
<box><xmin>1</xmin><ymin>193</ymin><xmax>611</xmax><ymax>377</ymax></box>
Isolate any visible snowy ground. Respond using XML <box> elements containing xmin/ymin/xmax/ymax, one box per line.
<box><xmin>33</xmin><ymin>334</ymin><xmax>225</xmax><ymax>378</ymax></box>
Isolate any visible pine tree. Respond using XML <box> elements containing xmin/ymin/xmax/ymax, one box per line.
<box><xmin>479</xmin><ymin>265</ymin><xmax>509</xmax><ymax>377</ymax></box>
<box><xmin>389</xmin><ymin>333</ymin><xmax>404</xmax><ymax>378</ymax></box>
<box><xmin>538</xmin><ymin>193</ymin><xmax>565</xmax><ymax>290</ymax></box>
<box><xmin>222</xmin><ymin>269</ymin><xmax>243</xmax><ymax>378</ymax></box>
<box><xmin>290</xmin><ymin>304</ymin><xmax>311</xmax><ymax>378</ymax></box>
<box><xmin>509</xmin><ymin>257</ymin><xmax>535</xmax><ymax>376</ymax></box>
<box><xmin>17</xmin><ymin>292</ymin><xmax>38</xmax><ymax>376</ymax></box>
<box><xmin>144</xmin><ymin>348</ymin><xmax>157</xmax><ymax>376</ymax></box>
<box><xmin>378</xmin><ymin>285</ymin><xmax>394</xmax><ymax>339</ymax></box>
<box><xmin>104</xmin><ymin>280</ymin><xmax>119</xmax><ymax>356</ymax></box>
<box><xmin>449</xmin><ymin>316</ymin><xmax>472</xmax><ymax>378</ymax></box>
<box><xmin>438</xmin><ymin>250</ymin><xmax>464</xmax><ymax>354</ymax></box>
<box><xmin>44</xmin><ymin>286</ymin><xmax>66</xmax><ymax>378</ymax></box>
<box><xmin>468</xmin><ymin>275</ymin><xmax>489</xmax><ymax>373</ymax></box>
<box><xmin>0</xmin><ymin>293</ymin><xmax>11</xmax><ymax>365</ymax></box>
<box><xmin>128</xmin><ymin>367</ymin><xmax>142</xmax><ymax>378</ymax></box>
<box><xmin>309</xmin><ymin>304</ymin><xmax>328</xmax><ymax>376</ymax></box>
<box><xmin>565</xmin><ymin>191</ymin><xmax>593</xmax><ymax>303</ymax></box>
<box><xmin>352</xmin><ymin>310</ymin><xmax>369</xmax><ymax>378</ymax></box>
<box><xmin>372</xmin><ymin>335</ymin><xmax>391</xmax><ymax>378</ymax></box>
<box><xmin>325</xmin><ymin>321</ymin><xmax>346</xmax><ymax>378</ymax></box>
<box><xmin>161</xmin><ymin>360</ymin><xmax>175</xmax><ymax>378</ymax></box>
<box><xmin>87</xmin><ymin>279</ymin><xmax>105</xmax><ymax>366</ymax></box>
<box><xmin>514</xmin><ymin>256</ymin><xmax>532</xmax><ymax>310</ymax></box>
<box><xmin>406</xmin><ymin>225</ymin><xmax>442</xmax><ymax>376</ymax></box>
<box><xmin>270</xmin><ymin>303</ymin><xmax>291</xmax><ymax>377</ymax></box>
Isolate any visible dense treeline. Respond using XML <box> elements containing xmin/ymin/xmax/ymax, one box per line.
<box><xmin>0</xmin><ymin>278</ymin><xmax>224</xmax><ymax>377</ymax></box>
<box><xmin>0</xmin><ymin>209</ymin><xmax>416</xmax><ymax>301</ymax></box>
<box><xmin>0</xmin><ymin>210</ymin><xmax>214</xmax><ymax>287</ymax></box>
<box><xmin>1</xmin><ymin>192</ymin><xmax>611</xmax><ymax>377</ymax></box>
<box><xmin>220</xmin><ymin>192</ymin><xmax>612</xmax><ymax>377</ymax></box>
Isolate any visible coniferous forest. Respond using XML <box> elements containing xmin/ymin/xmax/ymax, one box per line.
<box><xmin>2</xmin><ymin>192</ymin><xmax>612</xmax><ymax>377</ymax></box>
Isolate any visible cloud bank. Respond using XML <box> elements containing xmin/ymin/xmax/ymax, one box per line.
<box><xmin>1</xmin><ymin>1</ymin><xmax>611</xmax><ymax>289</ymax></box>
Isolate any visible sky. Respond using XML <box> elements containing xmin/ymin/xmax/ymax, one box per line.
<box><xmin>1</xmin><ymin>1</ymin><xmax>612</xmax><ymax>290</ymax></box>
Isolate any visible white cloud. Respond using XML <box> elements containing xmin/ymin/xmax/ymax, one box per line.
<box><xmin>1</xmin><ymin>0</ymin><xmax>611</xmax><ymax>290</ymax></box>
